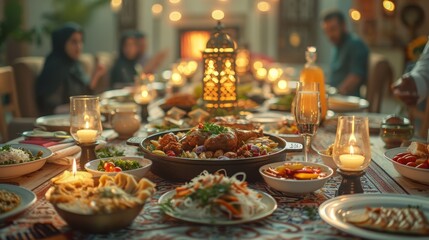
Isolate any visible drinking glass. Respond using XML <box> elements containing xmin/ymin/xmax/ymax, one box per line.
<box><xmin>294</xmin><ymin>82</ymin><xmax>321</xmax><ymax>162</ymax></box>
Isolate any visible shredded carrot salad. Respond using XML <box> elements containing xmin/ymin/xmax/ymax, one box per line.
<box><xmin>160</xmin><ymin>170</ymin><xmax>266</xmax><ymax>220</ymax></box>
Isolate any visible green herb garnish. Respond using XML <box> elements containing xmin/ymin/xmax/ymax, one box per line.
<box><xmin>96</xmin><ymin>147</ymin><xmax>125</xmax><ymax>159</ymax></box>
<box><xmin>189</xmin><ymin>183</ymin><xmax>231</xmax><ymax>205</ymax></box>
<box><xmin>97</xmin><ymin>158</ymin><xmax>141</xmax><ymax>171</ymax></box>
<box><xmin>200</xmin><ymin>123</ymin><xmax>229</xmax><ymax>135</ymax></box>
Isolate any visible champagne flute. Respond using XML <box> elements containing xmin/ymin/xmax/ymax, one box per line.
<box><xmin>294</xmin><ymin>82</ymin><xmax>321</xmax><ymax>162</ymax></box>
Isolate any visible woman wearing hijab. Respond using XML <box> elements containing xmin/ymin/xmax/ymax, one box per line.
<box><xmin>36</xmin><ymin>23</ymin><xmax>105</xmax><ymax>115</ymax></box>
<box><xmin>110</xmin><ymin>31</ymin><xmax>140</xmax><ymax>88</ymax></box>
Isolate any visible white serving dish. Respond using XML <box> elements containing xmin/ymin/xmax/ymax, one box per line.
<box><xmin>319</xmin><ymin>193</ymin><xmax>429</xmax><ymax>240</ymax></box>
<box><xmin>259</xmin><ymin>161</ymin><xmax>334</xmax><ymax>194</ymax></box>
<box><xmin>384</xmin><ymin>147</ymin><xmax>429</xmax><ymax>185</ymax></box>
<box><xmin>84</xmin><ymin>156</ymin><xmax>152</xmax><ymax>179</ymax></box>
<box><xmin>0</xmin><ymin>144</ymin><xmax>53</xmax><ymax>179</ymax></box>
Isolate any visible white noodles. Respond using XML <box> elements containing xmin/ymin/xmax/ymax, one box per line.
<box><xmin>168</xmin><ymin>171</ymin><xmax>266</xmax><ymax>220</ymax></box>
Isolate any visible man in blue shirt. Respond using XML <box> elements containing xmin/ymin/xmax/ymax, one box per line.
<box><xmin>322</xmin><ymin>10</ymin><xmax>369</xmax><ymax>97</ymax></box>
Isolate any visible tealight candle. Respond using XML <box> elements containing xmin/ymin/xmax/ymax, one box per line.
<box><xmin>134</xmin><ymin>87</ymin><xmax>152</xmax><ymax>104</ymax></box>
<box><xmin>339</xmin><ymin>154</ymin><xmax>365</xmax><ymax>170</ymax></box>
<box><xmin>76</xmin><ymin>129</ymin><xmax>98</xmax><ymax>143</ymax></box>
<box><xmin>273</xmin><ymin>79</ymin><xmax>290</xmax><ymax>95</ymax></box>
<box><xmin>51</xmin><ymin>159</ymin><xmax>93</xmax><ymax>186</ymax></box>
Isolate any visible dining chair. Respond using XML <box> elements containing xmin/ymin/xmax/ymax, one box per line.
<box><xmin>0</xmin><ymin>66</ymin><xmax>22</xmax><ymax>142</ymax></box>
<box><xmin>12</xmin><ymin>57</ymin><xmax>44</xmax><ymax>117</ymax></box>
<box><xmin>409</xmin><ymin>97</ymin><xmax>429</xmax><ymax>139</ymax></box>
<box><xmin>365</xmin><ymin>53</ymin><xmax>394</xmax><ymax>113</ymax></box>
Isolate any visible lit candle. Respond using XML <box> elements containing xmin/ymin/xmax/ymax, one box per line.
<box><xmin>76</xmin><ymin>129</ymin><xmax>98</xmax><ymax>143</ymax></box>
<box><xmin>267</xmin><ymin>67</ymin><xmax>283</xmax><ymax>82</ymax></box>
<box><xmin>339</xmin><ymin>145</ymin><xmax>365</xmax><ymax>170</ymax></box>
<box><xmin>51</xmin><ymin>158</ymin><xmax>93</xmax><ymax>186</ymax></box>
<box><xmin>171</xmin><ymin>72</ymin><xmax>184</xmax><ymax>86</ymax></box>
<box><xmin>134</xmin><ymin>86</ymin><xmax>152</xmax><ymax>104</ymax></box>
<box><xmin>273</xmin><ymin>79</ymin><xmax>290</xmax><ymax>95</ymax></box>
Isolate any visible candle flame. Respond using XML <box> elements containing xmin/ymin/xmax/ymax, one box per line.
<box><xmin>141</xmin><ymin>89</ymin><xmax>149</xmax><ymax>98</ymax></box>
<box><xmin>72</xmin><ymin>158</ymin><xmax>77</xmax><ymax>177</ymax></box>
<box><xmin>278</xmin><ymin>79</ymin><xmax>288</xmax><ymax>89</ymax></box>
<box><xmin>348</xmin><ymin>116</ymin><xmax>357</xmax><ymax>146</ymax></box>
<box><xmin>349</xmin><ymin>145</ymin><xmax>355</xmax><ymax>155</ymax></box>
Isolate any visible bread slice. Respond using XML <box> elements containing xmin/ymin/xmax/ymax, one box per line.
<box><xmin>407</xmin><ymin>142</ymin><xmax>429</xmax><ymax>157</ymax></box>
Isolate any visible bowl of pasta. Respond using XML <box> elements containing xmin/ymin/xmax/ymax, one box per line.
<box><xmin>135</xmin><ymin>123</ymin><xmax>302</xmax><ymax>181</ymax></box>
<box><xmin>45</xmin><ymin>173</ymin><xmax>155</xmax><ymax>233</ymax></box>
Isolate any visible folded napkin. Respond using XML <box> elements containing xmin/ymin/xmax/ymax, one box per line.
<box><xmin>47</xmin><ymin>143</ymin><xmax>81</xmax><ymax>165</ymax></box>
<box><xmin>20</xmin><ymin>137</ymin><xmax>63</xmax><ymax>147</ymax></box>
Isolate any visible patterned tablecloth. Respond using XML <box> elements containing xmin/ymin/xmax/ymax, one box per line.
<box><xmin>0</xmin><ymin>128</ymin><xmax>427</xmax><ymax>239</ymax></box>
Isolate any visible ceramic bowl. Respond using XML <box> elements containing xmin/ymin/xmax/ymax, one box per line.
<box><xmin>85</xmin><ymin>157</ymin><xmax>152</xmax><ymax>179</ymax></box>
<box><xmin>384</xmin><ymin>147</ymin><xmax>429</xmax><ymax>185</ymax></box>
<box><xmin>259</xmin><ymin>161</ymin><xmax>334</xmax><ymax>194</ymax></box>
<box><xmin>317</xmin><ymin>150</ymin><xmax>337</xmax><ymax>170</ymax></box>
<box><xmin>53</xmin><ymin>201</ymin><xmax>143</xmax><ymax>233</ymax></box>
<box><xmin>0</xmin><ymin>144</ymin><xmax>53</xmax><ymax>179</ymax></box>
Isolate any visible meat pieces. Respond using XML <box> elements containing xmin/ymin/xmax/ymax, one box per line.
<box><xmin>234</xmin><ymin>129</ymin><xmax>263</xmax><ymax>144</ymax></box>
<box><xmin>159</xmin><ymin>133</ymin><xmax>178</xmax><ymax>147</ymax></box>
<box><xmin>180</xmin><ymin>129</ymin><xmax>210</xmax><ymax>151</ymax></box>
<box><xmin>204</xmin><ymin>131</ymin><xmax>238</xmax><ymax>152</ymax></box>
<box><xmin>158</xmin><ymin>132</ymin><xmax>182</xmax><ymax>155</ymax></box>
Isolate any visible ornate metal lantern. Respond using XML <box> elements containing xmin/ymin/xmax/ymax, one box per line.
<box><xmin>202</xmin><ymin>21</ymin><xmax>237</xmax><ymax>109</ymax></box>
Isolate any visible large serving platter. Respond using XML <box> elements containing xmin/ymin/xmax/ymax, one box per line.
<box><xmin>0</xmin><ymin>184</ymin><xmax>36</xmax><ymax>222</ymax></box>
<box><xmin>159</xmin><ymin>190</ymin><xmax>277</xmax><ymax>225</ymax></box>
<box><xmin>132</xmin><ymin>129</ymin><xmax>302</xmax><ymax>181</ymax></box>
<box><xmin>319</xmin><ymin>194</ymin><xmax>429</xmax><ymax>240</ymax></box>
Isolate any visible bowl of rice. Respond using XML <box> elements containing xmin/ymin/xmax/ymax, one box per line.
<box><xmin>0</xmin><ymin>144</ymin><xmax>53</xmax><ymax>179</ymax></box>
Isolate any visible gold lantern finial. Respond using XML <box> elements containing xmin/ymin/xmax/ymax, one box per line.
<box><xmin>202</xmin><ymin>21</ymin><xmax>237</xmax><ymax>109</ymax></box>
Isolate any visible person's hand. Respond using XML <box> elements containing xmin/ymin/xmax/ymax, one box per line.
<box><xmin>391</xmin><ymin>74</ymin><xmax>419</xmax><ymax>106</ymax></box>
<box><xmin>90</xmin><ymin>64</ymin><xmax>106</xmax><ymax>90</ymax></box>
<box><xmin>94</xmin><ymin>64</ymin><xmax>107</xmax><ymax>78</ymax></box>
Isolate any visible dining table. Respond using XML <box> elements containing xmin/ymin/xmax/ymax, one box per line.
<box><xmin>1</xmin><ymin>113</ymin><xmax>428</xmax><ymax>240</ymax></box>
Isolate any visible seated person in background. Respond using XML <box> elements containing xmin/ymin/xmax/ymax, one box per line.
<box><xmin>110</xmin><ymin>31</ymin><xmax>140</xmax><ymax>88</ymax></box>
<box><xmin>322</xmin><ymin>10</ymin><xmax>369</xmax><ymax>97</ymax></box>
<box><xmin>36</xmin><ymin>23</ymin><xmax>105</xmax><ymax>115</ymax></box>
<box><xmin>135</xmin><ymin>31</ymin><xmax>149</xmax><ymax>69</ymax></box>
<box><xmin>135</xmin><ymin>30</ymin><xmax>169</xmax><ymax>74</ymax></box>
<box><xmin>392</xmin><ymin>39</ymin><xmax>429</xmax><ymax>105</ymax></box>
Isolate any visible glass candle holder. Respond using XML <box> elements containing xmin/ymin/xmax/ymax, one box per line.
<box><xmin>332</xmin><ymin>116</ymin><xmax>371</xmax><ymax>171</ymax></box>
<box><xmin>70</xmin><ymin>95</ymin><xmax>102</xmax><ymax>144</ymax></box>
<box><xmin>332</xmin><ymin>116</ymin><xmax>371</xmax><ymax>196</ymax></box>
<box><xmin>134</xmin><ymin>74</ymin><xmax>156</xmax><ymax>105</ymax></box>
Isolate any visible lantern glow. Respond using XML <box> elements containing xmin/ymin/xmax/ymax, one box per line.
<box><xmin>202</xmin><ymin>21</ymin><xmax>238</xmax><ymax>109</ymax></box>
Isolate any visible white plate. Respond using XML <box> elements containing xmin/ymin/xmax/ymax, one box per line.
<box><xmin>85</xmin><ymin>157</ymin><xmax>152</xmax><ymax>179</ymax></box>
<box><xmin>0</xmin><ymin>184</ymin><xmax>36</xmax><ymax>222</ymax></box>
<box><xmin>328</xmin><ymin>95</ymin><xmax>369</xmax><ymax>112</ymax></box>
<box><xmin>35</xmin><ymin>114</ymin><xmax>70</xmax><ymax>132</ymax></box>
<box><xmin>0</xmin><ymin>144</ymin><xmax>53</xmax><ymax>179</ymax></box>
<box><xmin>319</xmin><ymin>194</ymin><xmax>429</xmax><ymax>240</ymax></box>
<box><xmin>384</xmin><ymin>147</ymin><xmax>429</xmax><ymax>185</ymax></box>
<box><xmin>158</xmin><ymin>190</ymin><xmax>277</xmax><ymax>225</ymax></box>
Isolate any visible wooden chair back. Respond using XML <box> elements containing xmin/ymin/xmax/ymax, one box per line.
<box><xmin>0</xmin><ymin>66</ymin><xmax>21</xmax><ymax>142</ymax></box>
<box><xmin>366</xmin><ymin>53</ymin><xmax>394</xmax><ymax>113</ymax></box>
